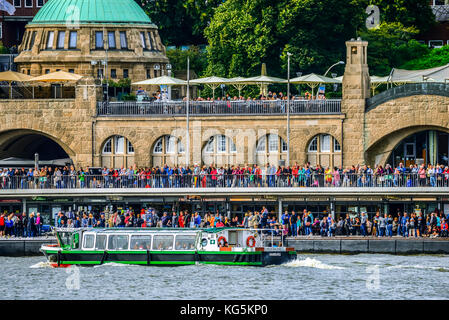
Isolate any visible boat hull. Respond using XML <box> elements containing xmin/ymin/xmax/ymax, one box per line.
<box><xmin>42</xmin><ymin>249</ymin><xmax>296</xmax><ymax>267</ymax></box>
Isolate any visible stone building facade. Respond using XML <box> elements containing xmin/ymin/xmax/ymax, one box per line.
<box><xmin>14</xmin><ymin>0</ymin><xmax>168</xmax><ymax>82</ymax></box>
<box><xmin>4</xmin><ymin>37</ymin><xmax>449</xmax><ymax>170</ymax></box>
<box><xmin>4</xmin><ymin>1</ymin><xmax>449</xmax><ymax>170</ymax></box>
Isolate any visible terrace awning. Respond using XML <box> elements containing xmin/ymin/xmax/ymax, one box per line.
<box><xmin>388</xmin><ymin>64</ymin><xmax>449</xmax><ymax>84</ymax></box>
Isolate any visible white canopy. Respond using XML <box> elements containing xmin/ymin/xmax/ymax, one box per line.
<box><xmin>190</xmin><ymin>76</ymin><xmax>230</xmax><ymax>84</ymax></box>
<box><xmin>227</xmin><ymin>77</ymin><xmax>248</xmax><ymax>97</ymax></box>
<box><xmin>235</xmin><ymin>75</ymin><xmax>287</xmax><ymax>84</ymax></box>
<box><xmin>388</xmin><ymin>64</ymin><xmax>449</xmax><ymax>84</ymax></box>
<box><xmin>290</xmin><ymin>73</ymin><xmax>341</xmax><ymax>84</ymax></box>
<box><xmin>289</xmin><ymin>73</ymin><xmax>340</xmax><ymax>97</ymax></box>
<box><xmin>132</xmin><ymin>75</ymin><xmax>187</xmax><ymax>86</ymax></box>
<box><xmin>189</xmin><ymin>76</ymin><xmax>231</xmax><ymax>98</ymax></box>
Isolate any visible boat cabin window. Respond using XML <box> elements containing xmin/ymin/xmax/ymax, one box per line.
<box><xmin>108</xmin><ymin>235</ymin><xmax>129</xmax><ymax>250</ymax></box>
<box><xmin>95</xmin><ymin>234</ymin><xmax>107</xmax><ymax>250</ymax></box>
<box><xmin>152</xmin><ymin>235</ymin><xmax>174</xmax><ymax>250</ymax></box>
<box><xmin>174</xmin><ymin>235</ymin><xmax>196</xmax><ymax>250</ymax></box>
<box><xmin>130</xmin><ymin>235</ymin><xmax>152</xmax><ymax>250</ymax></box>
<box><xmin>83</xmin><ymin>234</ymin><xmax>95</xmax><ymax>249</ymax></box>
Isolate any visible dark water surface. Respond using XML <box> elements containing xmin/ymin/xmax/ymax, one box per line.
<box><xmin>1</xmin><ymin>254</ymin><xmax>449</xmax><ymax>300</ymax></box>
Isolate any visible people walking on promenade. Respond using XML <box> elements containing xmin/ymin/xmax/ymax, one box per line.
<box><xmin>0</xmin><ymin>203</ymin><xmax>448</xmax><ymax>240</ymax></box>
<box><xmin>1</xmin><ymin>162</ymin><xmax>449</xmax><ymax>190</ymax></box>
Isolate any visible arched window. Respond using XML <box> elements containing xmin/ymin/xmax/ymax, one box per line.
<box><xmin>307</xmin><ymin>134</ymin><xmax>341</xmax><ymax>168</ymax></box>
<box><xmin>101</xmin><ymin>135</ymin><xmax>134</xmax><ymax>168</ymax></box>
<box><xmin>256</xmin><ymin>134</ymin><xmax>287</xmax><ymax>166</ymax></box>
<box><xmin>202</xmin><ymin>135</ymin><xmax>236</xmax><ymax>166</ymax></box>
<box><xmin>152</xmin><ymin>135</ymin><xmax>185</xmax><ymax>167</ymax></box>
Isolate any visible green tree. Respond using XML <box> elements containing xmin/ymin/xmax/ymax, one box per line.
<box><xmin>166</xmin><ymin>46</ymin><xmax>208</xmax><ymax>76</ymax></box>
<box><xmin>358</xmin><ymin>22</ymin><xmax>429</xmax><ymax>75</ymax></box>
<box><xmin>365</xmin><ymin>0</ymin><xmax>435</xmax><ymax>34</ymax></box>
<box><xmin>136</xmin><ymin>0</ymin><xmax>222</xmax><ymax>46</ymax></box>
<box><xmin>401</xmin><ymin>45</ymin><xmax>449</xmax><ymax>70</ymax></box>
<box><xmin>205</xmin><ymin>0</ymin><xmax>365</xmax><ymax>79</ymax></box>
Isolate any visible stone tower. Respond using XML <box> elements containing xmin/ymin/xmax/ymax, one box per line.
<box><xmin>341</xmin><ymin>38</ymin><xmax>371</xmax><ymax>166</ymax></box>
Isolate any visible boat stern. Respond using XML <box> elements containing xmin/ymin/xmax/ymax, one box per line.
<box><xmin>260</xmin><ymin>247</ymin><xmax>297</xmax><ymax>266</ymax></box>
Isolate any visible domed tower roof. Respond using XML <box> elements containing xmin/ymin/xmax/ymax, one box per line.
<box><xmin>30</xmin><ymin>0</ymin><xmax>153</xmax><ymax>25</ymax></box>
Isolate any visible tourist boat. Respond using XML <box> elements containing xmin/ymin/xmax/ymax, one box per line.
<box><xmin>40</xmin><ymin>227</ymin><xmax>297</xmax><ymax>267</ymax></box>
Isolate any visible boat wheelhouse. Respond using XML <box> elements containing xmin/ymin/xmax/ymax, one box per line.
<box><xmin>41</xmin><ymin>228</ymin><xmax>297</xmax><ymax>267</ymax></box>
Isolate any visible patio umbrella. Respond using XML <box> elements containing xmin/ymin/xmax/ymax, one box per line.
<box><xmin>0</xmin><ymin>70</ymin><xmax>34</xmax><ymax>99</ymax></box>
<box><xmin>133</xmin><ymin>75</ymin><xmax>188</xmax><ymax>101</ymax></box>
<box><xmin>234</xmin><ymin>75</ymin><xmax>287</xmax><ymax>96</ymax></box>
<box><xmin>30</xmin><ymin>70</ymin><xmax>83</xmax><ymax>82</ymax></box>
<box><xmin>190</xmin><ymin>76</ymin><xmax>230</xmax><ymax>99</ymax></box>
<box><xmin>29</xmin><ymin>70</ymin><xmax>83</xmax><ymax>98</ymax></box>
<box><xmin>290</xmin><ymin>73</ymin><xmax>340</xmax><ymax>98</ymax></box>
<box><xmin>227</xmin><ymin>77</ymin><xmax>248</xmax><ymax>98</ymax></box>
<box><xmin>132</xmin><ymin>75</ymin><xmax>187</xmax><ymax>86</ymax></box>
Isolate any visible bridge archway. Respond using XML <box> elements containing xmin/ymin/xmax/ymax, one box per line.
<box><xmin>0</xmin><ymin>129</ymin><xmax>74</xmax><ymax>165</ymax></box>
<box><xmin>365</xmin><ymin>126</ymin><xmax>449</xmax><ymax>167</ymax></box>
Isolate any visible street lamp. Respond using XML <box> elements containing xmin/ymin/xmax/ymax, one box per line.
<box><xmin>186</xmin><ymin>57</ymin><xmax>190</xmax><ymax>167</ymax></box>
<box><xmin>286</xmin><ymin>52</ymin><xmax>292</xmax><ymax>167</ymax></box>
<box><xmin>324</xmin><ymin>61</ymin><xmax>344</xmax><ymax>77</ymax></box>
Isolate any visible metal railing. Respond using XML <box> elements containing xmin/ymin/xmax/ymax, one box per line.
<box><xmin>1</xmin><ymin>173</ymin><xmax>449</xmax><ymax>189</ymax></box>
<box><xmin>96</xmin><ymin>99</ymin><xmax>342</xmax><ymax>116</ymax></box>
<box><xmin>432</xmin><ymin>4</ymin><xmax>449</xmax><ymax>22</ymax></box>
<box><xmin>366</xmin><ymin>82</ymin><xmax>449</xmax><ymax>111</ymax></box>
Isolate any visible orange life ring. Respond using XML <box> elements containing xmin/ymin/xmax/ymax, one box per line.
<box><xmin>246</xmin><ymin>236</ymin><xmax>256</xmax><ymax>247</ymax></box>
<box><xmin>217</xmin><ymin>236</ymin><xmax>227</xmax><ymax>247</ymax></box>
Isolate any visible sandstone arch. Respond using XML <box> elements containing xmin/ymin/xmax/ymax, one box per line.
<box><xmin>364</xmin><ymin>93</ymin><xmax>449</xmax><ymax>166</ymax></box>
<box><xmin>365</xmin><ymin>125</ymin><xmax>449</xmax><ymax>166</ymax></box>
<box><xmin>0</xmin><ymin>129</ymin><xmax>75</xmax><ymax>161</ymax></box>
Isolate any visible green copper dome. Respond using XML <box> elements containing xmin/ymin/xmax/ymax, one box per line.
<box><xmin>30</xmin><ymin>0</ymin><xmax>152</xmax><ymax>25</ymax></box>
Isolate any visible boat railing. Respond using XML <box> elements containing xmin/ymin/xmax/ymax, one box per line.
<box><xmin>240</xmin><ymin>228</ymin><xmax>285</xmax><ymax>248</ymax></box>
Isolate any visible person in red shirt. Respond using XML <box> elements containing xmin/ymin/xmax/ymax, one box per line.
<box><xmin>0</xmin><ymin>213</ymin><xmax>5</xmax><ymax>237</ymax></box>
<box><xmin>179</xmin><ymin>212</ymin><xmax>185</xmax><ymax>228</ymax></box>
<box><xmin>216</xmin><ymin>220</ymin><xmax>224</xmax><ymax>228</ymax></box>
<box><xmin>441</xmin><ymin>219</ymin><xmax>448</xmax><ymax>237</ymax></box>
<box><xmin>210</xmin><ymin>167</ymin><xmax>217</xmax><ymax>187</ymax></box>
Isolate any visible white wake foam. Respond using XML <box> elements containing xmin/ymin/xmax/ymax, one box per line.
<box><xmin>284</xmin><ymin>257</ymin><xmax>345</xmax><ymax>270</ymax></box>
<box><xmin>29</xmin><ymin>261</ymin><xmax>53</xmax><ymax>268</ymax></box>
<box><xmin>93</xmin><ymin>262</ymin><xmax>140</xmax><ymax>268</ymax></box>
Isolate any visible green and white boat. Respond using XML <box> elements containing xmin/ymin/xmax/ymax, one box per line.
<box><xmin>41</xmin><ymin>227</ymin><xmax>297</xmax><ymax>267</ymax></box>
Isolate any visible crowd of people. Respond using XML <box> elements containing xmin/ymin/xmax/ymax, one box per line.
<box><xmin>279</xmin><ymin>210</ymin><xmax>448</xmax><ymax>238</ymax></box>
<box><xmin>141</xmin><ymin>90</ymin><xmax>326</xmax><ymax>103</ymax></box>
<box><xmin>187</xmin><ymin>91</ymin><xmax>327</xmax><ymax>102</ymax></box>
<box><xmin>0</xmin><ymin>212</ymin><xmax>43</xmax><ymax>238</ymax></box>
<box><xmin>2</xmin><ymin>162</ymin><xmax>449</xmax><ymax>189</ymax></box>
<box><xmin>51</xmin><ymin>207</ymin><xmax>449</xmax><ymax>239</ymax></box>
<box><xmin>1</xmin><ymin>205</ymin><xmax>446</xmax><ymax>239</ymax></box>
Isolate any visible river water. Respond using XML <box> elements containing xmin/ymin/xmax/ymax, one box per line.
<box><xmin>1</xmin><ymin>254</ymin><xmax>449</xmax><ymax>300</ymax></box>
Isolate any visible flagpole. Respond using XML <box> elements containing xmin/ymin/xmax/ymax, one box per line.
<box><xmin>186</xmin><ymin>56</ymin><xmax>190</xmax><ymax>168</ymax></box>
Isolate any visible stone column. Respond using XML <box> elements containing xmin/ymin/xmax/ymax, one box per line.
<box><xmin>341</xmin><ymin>38</ymin><xmax>370</xmax><ymax>166</ymax></box>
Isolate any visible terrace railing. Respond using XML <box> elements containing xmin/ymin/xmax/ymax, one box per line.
<box><xmin>96</xmin><ymin>99</ymin><xmax>342</xmax><ymax>117</ymax></box>
<box><xmin>1</xmin><ymin>173</ymin><xmax>448</xmax><ymax>190</ymax></box>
